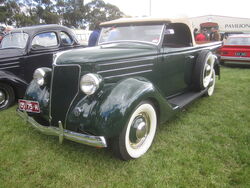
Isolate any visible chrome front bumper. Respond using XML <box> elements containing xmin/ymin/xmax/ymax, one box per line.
<box><xmin>221</xmin><ymin>56</ymin><xmax>250</xmax><ymax>62</ymax></box>
<box><xmin>17</xmin><ymin>110</ymin><xmax>107</xmax><ymax>148</ymax></box>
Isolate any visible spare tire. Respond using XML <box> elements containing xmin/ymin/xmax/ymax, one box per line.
<box><xmin>193</xmin><ymin>50</ymin><xmax>216</xmax><ymax>91</ymax></box>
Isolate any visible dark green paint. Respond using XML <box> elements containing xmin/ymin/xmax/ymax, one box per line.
<box><xmin>56</xmin><ymin>43</ymin><xmax>158</xmax><ymax>65</ymax></box>
<box><xmin>23</xmin><ymin>34</ymin><xmax>221</xmax><ymax>138</ymax></box>
<box><xmin>66</xmin><ymin>77</ymin><xmax>175</xmax><ymax>138</ymax></box>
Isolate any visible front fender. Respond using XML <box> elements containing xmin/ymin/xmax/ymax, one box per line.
<box><xmin>0</xmin><ymin>70</ymin><xmax>28</xmax><ymax>98</ymax></box>
<box><xmin>24</xmin><ymin>80</ymin><xmax>50</xmax><ymax>117</ymax></box>
<box><xmin>67</xmin><ymin>77</ymin><xmax>175</xmax><ymax>138</ymax></box>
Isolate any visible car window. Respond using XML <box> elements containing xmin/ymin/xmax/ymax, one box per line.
<box><xmin>60</xmin><ymin>31</ymin><xmax>73</xmax><ymax>45</ymax></box>
<box><xmin>1</xmin><ymin>32</ymin><xmax>29</xmax><ymax>49</ymax></box>
<box><xmin>99</xmin><ymin>25</ymin><xmax>164</xmax><ymax>45</ymax></box>
<box><xmin>225</xmin><ymin>36</ymin><xmax>250</xmax><ymax>45</ymax></box>
<box><xmin>31</xmin><ymin>32</ymin><xmax>58</xmax><ymax>49</ymax></box>
<box><xmin>162</xmin><ymin>23</ymin><xmax>193</xmax><ymax>47</ymax></box>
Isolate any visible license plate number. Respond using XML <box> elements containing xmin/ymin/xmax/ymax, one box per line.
<box><xmin>19</xmin><ymin>99</ymin><xmax>40</xmax><ymax>113</ymax></box>
<box><xmin>235</xmin><ymin>52</ymin><xmax>246</xmax><ymax>56</ymax></box>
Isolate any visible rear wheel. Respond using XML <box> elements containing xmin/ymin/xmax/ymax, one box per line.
<box><xmin>205</xmin><ymin>69</ymin><xmax>216</xmax><ymax>96</ymax></box>
<box><xmin>193</xmin><ymin>50</ymin><xmax>216</xmax><ymax>91</ymax></box>
<box><xmin>112</xmin><ymin>101</ymin><xmax>157</xmax><ymax>160</ymax></box>
<box><xmin>0</xmin><ymin>83</ymin><xmax>15</xmax><ymax>110</ymax></box>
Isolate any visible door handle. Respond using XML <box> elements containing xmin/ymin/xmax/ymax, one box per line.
<box><xmin>186</xmin><ymin>55</ymin><xmax>195</xmax><ymax>59</ymax></box>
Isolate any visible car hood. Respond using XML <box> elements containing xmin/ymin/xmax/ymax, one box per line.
<box><xmin>55</xmin><ymin>42</ymin><xmax>158</xmax><ymax>65</ymax></box>
<box><xmin>0</xmin><ymin>48</ymin><xmax>25</xmax><ymax>60</ymax></box>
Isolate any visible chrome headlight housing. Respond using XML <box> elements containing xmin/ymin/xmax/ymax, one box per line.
<box><xmin>80</xmin><ymin>73</ymin><xmax>102</xmax><ymax>95</ymax></box>
<box><xmin>33</xmin><ymin>68</ymin><xmax>51</xmax><ymax>86</ymax></box>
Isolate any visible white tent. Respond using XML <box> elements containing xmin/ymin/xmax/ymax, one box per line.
<box><xmin>189</xmin><ymin>15</ymin><xmax>250</xmax><ymax>33</ymax></box>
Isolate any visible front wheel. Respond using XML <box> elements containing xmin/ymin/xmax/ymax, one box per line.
<box><xmin>112</xmin><ymin>101</ymin><xmax>157</xmax><ymax>160</ymax></box>
<box><xmin>0</xmin><ymin>83</ymin><xmax>15</xmax><ymax>110</ymax></box>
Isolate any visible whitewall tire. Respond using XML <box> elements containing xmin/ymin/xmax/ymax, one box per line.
<box><xmin>205</xmin><ymin>69</ymin><xmax>216</xmax><ymax>96</ymax></box>
<box><xmin>193</xmin><ymin>50</ymin><xmax>216</xmax><ymax>91</ymax></box>
<box><xmin>113</xmin><ymin>101</ymin><xmax>157</xmax><ymax>160</ymax></box>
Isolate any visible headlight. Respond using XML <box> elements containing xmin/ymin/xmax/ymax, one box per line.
<box><xmin>33</xmin><ymin>68</ymin><xmax>51</xmax><ymax>86</ymax></box>
<box><xmin>80</xmin><ymin>73</ymin><xmax>102</xmax><ymax>95</ymax></box>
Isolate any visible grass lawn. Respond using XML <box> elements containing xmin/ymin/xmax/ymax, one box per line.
<box><xmin>0</xmin><ymin>67</ymin><xmax>249</xmax><ymax>188</ymax></box>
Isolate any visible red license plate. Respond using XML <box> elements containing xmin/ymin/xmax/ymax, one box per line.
<box><xmin>18</xmin><ymin>99</ymin><xmax>40</xmax><ymax>113</ymax></box>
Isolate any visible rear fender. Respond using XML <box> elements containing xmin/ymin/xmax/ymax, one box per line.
<box><xmin>0</xmin><ymin>70</ymin><xmax>28</xmax><ymax>98</ymax></box>
<box><xmin>214</xmin><ymin>55</ymin><xmax>220</xmax><ymax>79</ymax></box>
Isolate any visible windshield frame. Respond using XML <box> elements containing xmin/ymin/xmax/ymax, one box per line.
<box><xmin>98</xmin><ymin>24</ymin><xmax>165</xmax><ymax>46</ymax></box>
<box><xmin>1</xmin><ymin>32</ymin><xmax>29</xmax><ymax>49</ymax></box>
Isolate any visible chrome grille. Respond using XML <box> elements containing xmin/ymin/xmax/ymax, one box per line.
<box><xmin>50</xmin><ymin>65</ymin><xmax>80</xmax><ymax>126</ymax></box>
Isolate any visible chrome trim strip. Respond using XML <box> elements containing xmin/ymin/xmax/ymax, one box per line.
<box><xmin>98</xmin><ymin>56</ymin><xmax>156</xmax><ymax>66</ymax></box>
<box><xmin>104</xmin><ymin>69</ymin><xmax>152</xmax><ymax>79</ymax></box>
<box><xmin>163</xmin><ymin>44</ymin><xmax>222</xmax><ymax>56</ymax></box>
<box><xmin>221</xmin><ymin>56</ymin><xmax>250</xmax><ymax>61</ymax></box>
<box><xmin>97</xmin><ymin>63</ymin><xmax>153</xmax><ymax>74</ymax></box>
<box><xmin>0</xmin><ymin>62</ymin><xmax>20</xmax><ymax>66</ymax></box>
<box><xmin>64</xmin><ymin>65</ymin><xmax>81</xmax><ymax>128</ymax></box>
<box><xmin>49</xmin><ymin>65</ymin><xmax>55</xmax><ymax>123</ymax></box>
<box><xmin>17</xmin><ymin>110</ymin><xmax>107</xmax><ymax>148</ymax></box>
<box><xmin>53</xmin><ymin>49</ymin><xmax>75</xmax><ymax>65</ymax></box>
<box><xmin>223</xmin><ymin>61</ymin><xmax>250</xmax><ymax>65</ymax></box>
<box><xmin>0</xmin><ymin>65</ymin><xmax>20</xmax><ymax>70</ymax></box>
<box><xmin>99</xmin><ymin>40</ymin><xmax>158</xmax><ymax>46</ymax></box>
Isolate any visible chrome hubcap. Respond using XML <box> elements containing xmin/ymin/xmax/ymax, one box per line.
<box><xmin>203</xmin><ymin>56</ymin><xmax>215</xmax><ymax>88</ymax></box>
<box><xmin>136</xmin><ymin>121</ymin><xmax>147</xmax><ymax>139</ymax></box>
<box><xmin>129</xmin><ymin>113</ymin><xmax>150</xmax><ymax>149</ymax></box>
<box><xmin>0</xmin><ymin>90</ymin><xmax>6</xmax><ymax>105</ymax></box>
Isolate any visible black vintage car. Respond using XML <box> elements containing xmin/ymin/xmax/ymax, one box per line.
<box><xmin>0</xmin><ymin>24</ymin><xmax>81</xmax><ymax>110</ymax></box>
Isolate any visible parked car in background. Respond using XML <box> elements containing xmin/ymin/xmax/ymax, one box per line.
<box><xmin>0</xmin><ymin>24</ymin><xmax>82</xmax><ymax>110</ymax></box>
<box><xmin>220</xmin><ymin>34</ymin><xmax>250</xmax><ymax>65</ymax></box>
<box><xmin>18</xmin><ymin>18</ymin><xmax>221</xmax><ymax>160</ymax></box>
<box><xmin>72</xmin><ymin>29</ymin><xmax>92</xmax><ymax>46</ymax></box>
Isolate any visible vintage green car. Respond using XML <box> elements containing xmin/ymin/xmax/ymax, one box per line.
<box><xmin>18</xmin><ymin>18</ymin><xmax>221</xmax><ymax>160</ymax></box>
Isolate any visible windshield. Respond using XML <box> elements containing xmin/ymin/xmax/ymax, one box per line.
<box><xmin>225</xmin><ymin>36</ymin><xmax>250</xmax><ymax>46</ymax></box>
<box><xmin>1</xmin><ymin>32</ymin><xmax>29</xmax><ymax>49</ymax></box>
<box><xmin>98</xmin><ymin>25</ymin><xmax>164</xmax><ymax>45</ymax></box>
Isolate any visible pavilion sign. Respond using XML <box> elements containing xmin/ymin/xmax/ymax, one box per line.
<box><xmin>225</xmin><ymin>24</ymin><xmax>250</xmax><ymax>29</ymax></box>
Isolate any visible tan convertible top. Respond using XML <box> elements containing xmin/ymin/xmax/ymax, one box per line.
<box><xmin>100</xmin><ymin>17</ymin><xmax>196</xmax><ymax>45</ymax></box>
<box><xmin>100</xmin><ymin>17</ymin><xmax>191</xmax><ymax>27</ymax></box>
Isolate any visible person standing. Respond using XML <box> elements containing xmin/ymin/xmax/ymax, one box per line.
<box><xmin>195</xmin><ymin>30</ymin><xmax>206</xmax><ymax>41</ymax></box>
<box><xmin>88</xmin><ymin>24</ymin><xmax>100</xmax><ymax>47</ymax></box>
<box><xmin>193</xmin><ymin>28</ymin><xmax>199</xmax><ymax>38</ymax></box>
<box><xmin>210</xmin><ymin>27</ymin><xmax>221</xmax><ymax>41</ymax></box>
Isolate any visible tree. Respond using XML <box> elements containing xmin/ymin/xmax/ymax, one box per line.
<box><xmin>0</xmin><ymin>0</ymin><xmax>125</xmax><ymax>28</ymax></box>
<box><xmin>34</xmin><ymin>0</ymin><xmax>60</xmax><ymax>24</ymax></box>
<box><xmin>85</xmin><ymin>0</ymin><xmax>124</xmax><ymax>30</ymax></box>
<box><xmin>0</xmin><ymin>0</ymin><xmax>39</xmax><ymax>26</ymax></box>
<box><xmin>0</xmin><ymin>0</ymin><xmax>20</xmax><ymax>25</ymax></box>
<box><xmin>61</xmin><ymin>0</ymin><xmax>87</xmax><ymax>28</ymax></box>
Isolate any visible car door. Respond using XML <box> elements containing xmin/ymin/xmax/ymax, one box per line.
<box><xmin>21</xmin><ymin>31</ymin><xmax>76</xmax><ymax>83</ymax></box>
<box><xmin>20</xmin><ymin>31</ymin><xmax>59</xmax><ymax>82</ymax></box>
<box><xmin>155</xmin><ymin>26</ymin><xmax>195</xmax><ymax>97</ymax></box>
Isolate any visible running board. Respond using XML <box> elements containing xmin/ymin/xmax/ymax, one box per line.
<box><xmin>168</xmin><ymin>90</ymin><xmax>207</xmax><ymax>109</ymax></box>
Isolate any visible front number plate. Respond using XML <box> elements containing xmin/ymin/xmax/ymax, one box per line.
<box><xmin>18</xmin><ymin>99</ymin><xmax>40</xmax><ymax>113</ymax></box>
